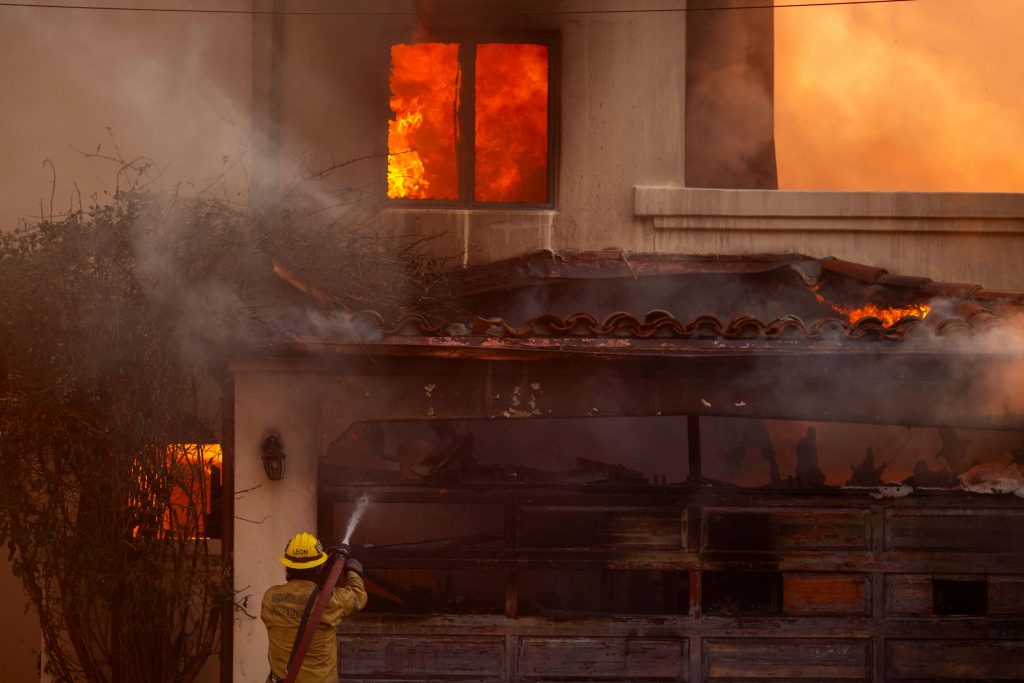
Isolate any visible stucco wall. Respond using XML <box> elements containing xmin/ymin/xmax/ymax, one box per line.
<box><xmin>636</xmin><ymin>187</ymin><xmax>1024</xmax><ymax>291</ymax></box>
<box><xmin>268</xmin><ymin>0</ymin><xmax>1024</xmax><ymax>294</ymax></box>
<box><xmin>272</xmin><ymin>0</ymin><xmax>688</xmax><ymax>263</ymax></box>
<box><xmin>232</xmin><ymin>367</ymin><xmax>326</xmax><ymax>681</ymax></box>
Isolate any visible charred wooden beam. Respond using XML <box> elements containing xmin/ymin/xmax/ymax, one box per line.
<box><xmin>688</xmin><ymin>414</ymin><xmax>702</xmax><ymax>481</ymax></box>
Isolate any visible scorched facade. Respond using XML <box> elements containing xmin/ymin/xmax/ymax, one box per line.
<box><xmin>229</xmin><ymin>2</ymin><xmax>1024</xmax><ymax>683</ymax></box>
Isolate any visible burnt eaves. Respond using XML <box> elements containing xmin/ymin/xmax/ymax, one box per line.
<box><xmin>266</xmin><ymin>251</ymin><xmax>1023</xmax><ymax>351</ymax></box>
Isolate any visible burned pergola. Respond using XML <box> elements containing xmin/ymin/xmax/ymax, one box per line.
<box><xmin>231</xmin><ymin>252</ymin><xmax>1024</xmax><ymax>682</ymax></box>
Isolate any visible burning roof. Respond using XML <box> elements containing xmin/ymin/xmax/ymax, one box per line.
<box><xmin>269</xmin><ymin>251</ymin><xmax>1024</xmax><ymax>355</ymax></box>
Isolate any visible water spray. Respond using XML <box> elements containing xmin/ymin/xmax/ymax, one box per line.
<box><xmin>342</xmin><ymin>494</ymin><xmax>370</xmax><ymax>545</ymax></box>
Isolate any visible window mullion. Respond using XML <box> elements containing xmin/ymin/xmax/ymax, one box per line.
<box><xmin>458</xmin><ymin>41</ymin><xmax>477</xmax><ymax>206</ymax></box>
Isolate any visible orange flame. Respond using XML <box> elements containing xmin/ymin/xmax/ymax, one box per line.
<box><xmin>387</xmin><ymin>43</ymin><xmax>459</xmax><ymax>200</ymax></box>
<box><xmin>475</xmin><ymin>43</ymin><xmax>549</xmax><ymax>203</ymax></box>
<box><xmin>814</xmin><ymin>292</ymin><xmax>931</xmax><ymax>327</ymax></box>
<box><xmin>164</xmin><ymin>443</ymin><xmax>222</xmax><ymax>537</ymax></box>
<box><xmin>388</xmin><ymin>100</ymin><xmax>429</xmax><ymax>198</ymax></box>
<box><xmin>387</xmin><ymin>42</ymin><xmax>548</xmax><ymax>203</ymax></box>
<box><xmin>131</xmin><ymin>443</ymin><xmax>221</xmax><ymax>538</ymax></box>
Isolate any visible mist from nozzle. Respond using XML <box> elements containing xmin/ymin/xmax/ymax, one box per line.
<box><xmin>342</xmin><ymin>495</ymin><xmax>369</xmax><ymax>545</ymax></box>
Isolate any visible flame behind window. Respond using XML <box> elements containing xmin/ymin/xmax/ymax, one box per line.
<box><xmin>388</xmin><ymin>43</ymin><xmax>460</xmax><ymax>200</ymax></box>
<box><xmin>165</xmin><ymin>443</ymin><xmax>222</xmax><ymax>538</ymax></box>
<box><xmin>475</xmin><ymin>43</ymin><xmax>549</xmax><ymax>203</ymax></box>
<box><xmin>387</xmin><ymin>42</ymin><xmax>549</xmax><ymax>203</ymax></box>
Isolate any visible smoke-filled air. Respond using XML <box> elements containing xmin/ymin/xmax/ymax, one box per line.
<box><xmin>775</xmin><ymin>0</ymin><xmax>1024</xmax><ymax>192</ymax></box>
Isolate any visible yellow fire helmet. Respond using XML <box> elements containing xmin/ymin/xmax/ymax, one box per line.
<box><xmin>280</xmin><ymin>532</ymin><xmax>328</xmax><ymax>569</ymax></box>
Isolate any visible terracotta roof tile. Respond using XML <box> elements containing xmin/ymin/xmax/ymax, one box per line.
<box><xmin>645</xmin><ymin>312</ymin><xmax>687</xmax><ymax>337</ymax></box>
<box><xmin>559</xmin><ymin>313</ymin><xmax>602</xmax><ymax>336</ymax></box>
<box><xmin>602</xmin><ymin>312</ymin><xmax>643</xmax><ymax>336</ymax></box>
<box><xmin>689</xmin><ymin>315</ymin><xmax>725</xmax><ymax>338</ymax></box>
<box><xmin>846</xmin><ymin>319</ymin><xmax>889</xmax><ymax>340</ymax></box>
<box><xmin>931</xmin><ymin>317</ymin><xmax>975</xmax><ymax>337</ymax></box>
<box><xmin>803</xmin><ymin>318</ymin><xmax>842</xmax><ymax>339</ymax></box>
<box><xmin>921</xmin><ymin>281</ymin><xmax>981</xmax><ymax>298</ymax></box>
<box><xmin>956</xmin><ymin>303</ymin><xmax>1001</xmax><ymax>326</ymax></box>
<box><xmin>337</xmin><ymin>308</ymin><xmax>1024</xmax><ymax>344</ymax></box>
<box><xmin>724</xmin><ymin>315</ymin><xmax>766</xmax><ymax>339</ymax></box>
<box><xmin>385</xmin><ymin>313</ymin><xmax>440</xmax><ymax>336</ymax></box>
<box><xmin>644</xmin><ymin>309</ymin><xmax>678</xmax><ymax>325</ymax></box>
<box><xmin>875</xmin><ymin>273</ymin><xmax>933</xmax><ymax>289</ymax></box>
<box><xmin>888</xmin><ymin>317</ymin><xmax>925</xmax><ymax>334</ymax></box>
<box><xmin>272</xmin><ymin>252</ymin><xmax>1024</xmax><ymax>350</ymax></box>
<box><xmin>764</xmin><ymin>316</ymin><xmax>808</xmax><ymax>339</ymax></box>
<box><xmin>975</xmin><ymin>289</ymin><xmax>1024</xmax><ymax>303</ymax></box>
<box><xmin>821</xmin><ymin>258</ymin><xmax>888</xmax><ymax>283</ymax></box>
<box><xmin>472</xmin><ymin>316</ymin><xmax>501</xmax><ymax>335</ymax></box>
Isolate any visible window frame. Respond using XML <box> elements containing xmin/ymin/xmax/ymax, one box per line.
<box><xmin>380</xmin><ymin>29</ymin><xmax>560</xmax><ymax>210</ymax></box>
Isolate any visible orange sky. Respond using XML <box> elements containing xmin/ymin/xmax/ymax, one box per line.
<box><xmin>775</xmin><ymin>0</ymin><xmax>1024</xmax><ymax>192</ymax></box>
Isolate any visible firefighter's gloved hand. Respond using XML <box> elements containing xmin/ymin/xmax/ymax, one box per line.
<box><xmin>346</xmin><ymin>558</ymin><xmax>364</xmax><ymax>575</ymax></box>
<box><xmin>335</xmin><ymin>542</ymin><xmax>351</xmax><ymax>559</ymax></box>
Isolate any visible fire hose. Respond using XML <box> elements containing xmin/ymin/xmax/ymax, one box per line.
<box><xmin>282</xmin><ymin>543</ymin><xmax>349</xmax><ymax>683</ymax></box>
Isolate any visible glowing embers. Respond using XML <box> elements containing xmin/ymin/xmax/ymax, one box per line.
<box><xmin>812</xmin><ymin>290</ymin><xmax>931</xmax><ymax>327</ymax></box>
<box><xmin>475</xmin><ymin>43</ymin><xmax>549</xmax><ymax>203</ymax></box>
<box><xmin>164</xmin><ymin>443</ymin><xmax>223</xmax><ymax>538</ymax></box>
<box><xmin>388</xmin><ymin>43</ymin><xmax>460</xmax><ymax>200</ymax></box>
<box><xmin>387</xmin><ymin>41</ymin><xmax>550</xmax><ymax>204</ymax></box>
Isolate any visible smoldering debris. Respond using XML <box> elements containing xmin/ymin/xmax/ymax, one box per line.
<box><xmin>795</xmin><ymin>426</ymin><xmax>826</xmax><ymax>488</ymax></box>
<box><xmin>870</xmin><ymin>483</ymin><xmax>914</xmax><ymax>499</ymax></box>
<box><xmin>847</xmin><ymin>448</ymin><xmax>887</xmax><ymax>487</ymax></box>
<box><xmin>908</xmin><ymin>460</ymin><xmax>955</xmax><ymax>489</ymax></box>
<box><xmin>958</xmin><ymin>458</ymin><xmax>1024</xmax><ymax>496</ymax></box>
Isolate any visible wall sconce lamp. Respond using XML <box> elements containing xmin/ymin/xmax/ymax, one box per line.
<box><xmin>261</xmin><ymin>433</ymin><xmax>286</xmax><ymax>481</ymax></box>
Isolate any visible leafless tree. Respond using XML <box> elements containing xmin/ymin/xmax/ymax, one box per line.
<box><xmin>0</xmin><ymin>153</ymin><xmax>454</xmax><ymax>681</ymax></box>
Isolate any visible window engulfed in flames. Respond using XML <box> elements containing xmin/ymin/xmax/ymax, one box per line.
<box><xmin>387</xmin><ymin>42</ymin><xmax>549</xmax><ymax>204</ymax></box>
<box><xmin>475</xmin><ymin>43</ymin><xmax>548</xmax><ymax>203</ymax></box>
<box><xmin>164</xmin><ymin>443</ymin><xmax>222</xmax><ymax>538</ymax></box>
<box><xmin>387</xmin><ymin>43</ymin><xmax>460</xmax><ymax>200</ymax></box>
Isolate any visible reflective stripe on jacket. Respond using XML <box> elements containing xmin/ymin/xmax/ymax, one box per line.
<box><xmin>261</xmin><ymin>571</ymin><xmax>367</xmax><ymax>683</ymax></box>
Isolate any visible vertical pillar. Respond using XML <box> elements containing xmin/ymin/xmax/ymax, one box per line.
<box><xmin>220</xmin><ymin>377</ymin><xmax>235</xmax><ymax>683</ymax></box>
<box><xmin>232</xmin><ymin>369</ymin><xmax>322</xmax><ymax>682</ymax></box>
<box><xmin>687</xmin><ymin>414</ymin><xmax>702</xmax><ymax>481</ymax></box>
<box><xmin>685</xmin><ymin>0</ymin><xmax>778</xmax><ymax>189</ymax></box>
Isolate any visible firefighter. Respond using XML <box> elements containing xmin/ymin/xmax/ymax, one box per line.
<box><xmin>261</xmin><ymin>532</ymin><xmax>367</xmax><ymax>683</ymax></box>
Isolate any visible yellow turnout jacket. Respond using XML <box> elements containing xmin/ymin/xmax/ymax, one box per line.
<box><xmin>261</xmin><ymin>571</ymin><xmax>367</xmax><ymax>683</ymax></box>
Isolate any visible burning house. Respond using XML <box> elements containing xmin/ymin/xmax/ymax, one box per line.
<box><xmin>214</xmin><ymin>1</ymin><xmax>1024</xmax><ymax>679</ymax></box>
<box><xmin>7</xmin><ymin>1</ymin><xmax>1024</xmax><ymax>682</ymax></box>
<box><xmin>223</xmin><ymin>2</ymin><xmax>1024</xmax><ymax>682</ymax></box>
<box><xmin>234</xmin><ymin>250</ymin><xmax>1024</xmax><ymax>682</ymax></box>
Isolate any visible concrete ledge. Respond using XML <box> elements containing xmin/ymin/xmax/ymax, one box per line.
<box><xmin>381</xmin><ymin>208</ymin><xmax>556</xmax><ymax>264</ymax></box>
<box><xmin>635</xmin><ymin>187</ymin><xmax>1024</xmax><ymax>234</ymax></box>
